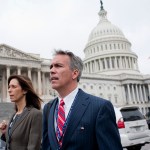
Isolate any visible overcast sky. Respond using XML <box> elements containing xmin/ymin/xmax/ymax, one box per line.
<box><xmin>0</xmin><ymin>0</ymin><xmax>149</xmax><ymax>74</ymax></box>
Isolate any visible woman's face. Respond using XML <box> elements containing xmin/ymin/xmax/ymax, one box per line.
<box><xmin>8</xmin><ymin>78</ymin><xmax>26</xmax><ymax>103</ymax></box>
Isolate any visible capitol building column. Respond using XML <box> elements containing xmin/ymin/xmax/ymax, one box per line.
<box><xmin>109</xmin><ymin>57</ymin><xmax>112</xmax><ymax>69</ymax></box>
<box><xmin>121</xmin><ymin>85</ymin><xmax>126</xmax><ymax>104</ymax></box>
<box><xmin>148</xmin><ymin>84</ymin><xmax>150</xmax><ymax>101</ymax></box>
<box><xmin>42</xmin><ymin>72</ymin><xmax>46</xmax><ymax>95</ymax></box>
<box><xmin>28</xmin><ymin>67</ymin><xmax>32</xmax><ymax>79</ymax></box>
<box><xmin>104</xmin><ymin>58</ymin><xmax>107</xmax><ymax>70</ymax></box>
<box><xmin>17</xmin><ymin>66</ymin><xmax>21</xmax><ymax>75</ymax></box>
<box><xmin>131</xmin><ymin>84</ymin><xmax>135</xmax><ymax>103</ymax></box>
<box><xmin>119</xmin><ymin>57</ymin><xmax>123</xmax><ymax>69</ymax></box>
<box><xmin>125</xmin><ymin>57</ymin><xmax>128</xmax><ymax>68</ymax></box>
<box><xmin>127</xmin><ymin>84</ymin><xmax>132</xmax><ymax>104</ymax></box>
<box><xmin>143</xmin><ymin>85</ymin><xmax>147</xmax><ymax>102</ymax></box>
<box><xmin>135</xmin><ymin>84</ymin><xmax>140</xmax><ymax>103</ymax></box>
<box><xmin>90</xmin><ymin>62</ymin><xmax>93</xmax><ymax>72</ymax></box>
<box><xmin>87</xmin><ymin>63</ymin><xmax>89</xmax><ymax>73</ymax></box>
<box><xmin>6</xmin><ymin>65</ymin><xmax>10</xmax><ymax>100</ymax></box>
<box><xmin>139</xmin><ymin>85</ymin><xmax>144</xmax><ymax>103</ymax></box>
<box><xmin>95</xmin><ymin>60</ymin><xmax>98</xmax><ymax>72</ymax></box>
<box><xmin>2</xmin><ymin>69</ymin><xmax>7</xmax><ymax>102</ymax></box>
<box><xmin>131</xmin><ymin>58</ymin><xmax>133</xmax><ymax>69</ymax></box>
<box><xmin>6</xmin><ymin>65</ymin><xmax>10</xmax><ymax>80</ymax></box>
<box><xmin>114</xmin><ymin>57</ymin><xmax>117</xmax><ymax>69</ymax></box>
<box><xmin>99</xmin><ymin>59</ymin><xmax>102</xmax><ymax>71</ymax></box>
<box><xmin>38</xmin><ymin>69</ymin><xmax>42</xmax><ymax>95</ymax></box>
<box><xmin>129</xmin><ymin>57</ymin><xmax>132</xmax><ymax>68</ymax></box>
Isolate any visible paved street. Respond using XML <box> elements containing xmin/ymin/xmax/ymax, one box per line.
<box><xmin>142</xmin><ymin>144</ymin><xmax>150</xmax><ymax>150</ymax></box>
<box><xmin>123</xmin><ymin>143</ymin><xmax>150</xmax><ymax>150</ymax></box>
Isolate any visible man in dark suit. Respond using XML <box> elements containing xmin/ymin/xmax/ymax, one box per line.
<box><xmin>42</xmin><ymin>50</ymin><xmax>123</xmax><ymax>150</ymax></box>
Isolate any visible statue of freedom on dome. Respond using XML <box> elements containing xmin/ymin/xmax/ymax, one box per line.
<box><xmin>100</xmin><ymin>0</ymin><xmax>104</xmax><ymax>10</ymax></box>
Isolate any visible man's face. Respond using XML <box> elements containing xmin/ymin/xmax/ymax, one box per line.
<box><xmin>50</xmin><ymin>54</ymin><xmax>76</xmax><ymax>91</ymax></box>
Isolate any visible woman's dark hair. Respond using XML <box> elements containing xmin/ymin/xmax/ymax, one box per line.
<box><xmin>8</xmin><ymin>75</ymin><xmax>43</xmax><ymax>110</ymax></box>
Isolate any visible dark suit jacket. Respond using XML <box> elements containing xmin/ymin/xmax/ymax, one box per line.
<box><xmin>5</xmin><ymin>107</ymin><xmax>42</xmax><ymax>150</ymax></box>
<box><xmin>42</xmin><ymin>89</ymin><xmax>123</xmax><ymax>150</ymax></box>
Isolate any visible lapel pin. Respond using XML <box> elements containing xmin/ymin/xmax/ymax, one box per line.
<box><xmin>80</xmin><ymin>126</ymin><xmax>84</xmax><ymax>130</ymax></box>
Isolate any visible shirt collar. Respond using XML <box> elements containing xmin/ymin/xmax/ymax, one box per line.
<box><xmin>58</xmin><ymin>87</ymin><xmax>79</xmax><ymax>108</ymax></box>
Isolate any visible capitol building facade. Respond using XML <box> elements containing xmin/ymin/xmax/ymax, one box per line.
<box><xmin>0</xmin><ymin>4</ymin><xmax>150</xmax><ymax>115</ymax></box>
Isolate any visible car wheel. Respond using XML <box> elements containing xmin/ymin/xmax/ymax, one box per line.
<box><xmin>127</xmin><ymin>145</ymin><xmax>142</xmax><ymax>150</ymax></box>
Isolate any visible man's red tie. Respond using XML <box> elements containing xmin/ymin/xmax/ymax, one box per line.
<box><xmin>57</xmin><ymin>99</ymin><xmax>65</xmax><ymax>146</ymax></box>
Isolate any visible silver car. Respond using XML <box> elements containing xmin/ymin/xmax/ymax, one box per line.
<box><xmin>114</xmin><ymin>106</ymin><xmax>150</xmax><ymax>150</ymax></box>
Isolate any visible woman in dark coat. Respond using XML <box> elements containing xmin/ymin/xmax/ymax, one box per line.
<box><xmin>0</xmin><ymin>75</ymin><xmax>43</xmax><ymax>150</ymax></box>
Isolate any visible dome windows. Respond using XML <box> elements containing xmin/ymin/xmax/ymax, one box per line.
<box><xmin>114</xmin><ymin>44</ymin><xmax>116</xmax><ymax>49</ymax></box>
<box><xmin>97</xmin><ymin>46</ymin><xmax>99</xmax><ymax>52</ymax></box>
<box><xmin>101</xmin><ymin>45</ymin><xmax>103</xmax><ymax>51</ymax></box>
<box><xmin>105</xmin><ymin>44</ymin><xmax>107</xmax><ymax>50</ymax></box>
<box><xmin>83</xmin><ymin>85</ymin><xmax>86</xmax><ymax>89</ymax></box>
<box><xmin>110</xmin><ymin>44</ymin><xmax>112</xmax><ymax>50</ymax></box>
<box><xmin>118</xmin><ymin>44</ymin><xmax>120</xmax><ymax>49</ymax></box>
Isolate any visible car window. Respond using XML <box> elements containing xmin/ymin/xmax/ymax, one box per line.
<box><xmin>121</xmin><ymin>108</ymin><xmax>145</xmax><ymax>121</ymax></box>
<box><xmin>146</xmin><ymin>111</ymin><xmax>150</xmax><ymax>119</ymax></box>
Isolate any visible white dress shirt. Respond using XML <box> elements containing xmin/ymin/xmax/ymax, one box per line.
<box><xmin>55</xmin><ymin>87</ymin><xmax>79</xmax><ymax>130</ymax></box>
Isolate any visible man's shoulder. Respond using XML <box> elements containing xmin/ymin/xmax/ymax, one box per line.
<box><xmin>79</xmin><ymin>89</ymin><xmax>103</xmax><ymax>99</ymax></box>
<box><xmin>45</xmin><ymin>98</ymin><xmax>57</xmax><ymax>107</ymax></box>
<box><xmin>80</xmin><ymin>89</ymin><xmax>111</xmax><ymax>104</ymax></box>
<box><xmin>47</xmin><ymin>99</ymin><xmax>56</xmax><ymax>104</ymax></box>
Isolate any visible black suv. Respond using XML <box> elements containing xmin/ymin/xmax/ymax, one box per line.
<box><xmin>146</xmin><ymin>111</ymin><xmax>150</xmax><ymax>129</ymax></box>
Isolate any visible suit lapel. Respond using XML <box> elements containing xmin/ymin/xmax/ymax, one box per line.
<box><xmin>6</xmin><ymin>114</ymin><xmax>14</xmax><ymax>141</ymax></box>
<box><xmin>48</xmin><ymin>98</ymin><xmax>59</xmax><ymax>149</ymax></box>
<box><xmin>9</xmin><ymin>107</ymin><xmax>31</xmax><ymax>136</ymax></box>
<box><xmin>62</xmin><ymin>89</ymin><xmax>90</xmax><ymax>149</ymax></box>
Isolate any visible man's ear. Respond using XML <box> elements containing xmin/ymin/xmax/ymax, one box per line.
<box><xmin>72</xmin><ymin>69</ymin><xmax>79</xmax><ymax>80</ymax></box>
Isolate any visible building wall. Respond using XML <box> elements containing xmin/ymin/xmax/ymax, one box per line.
<box><xmin>0</xmin><ymin>44</ymin><xmax>150</xmax><ymax>115</ymax></box>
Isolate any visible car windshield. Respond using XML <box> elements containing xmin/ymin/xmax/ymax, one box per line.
<box><xmin>121</xmin><ymin>108</ymin><xmax>145</xmax><ymax>121</ymax></box>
